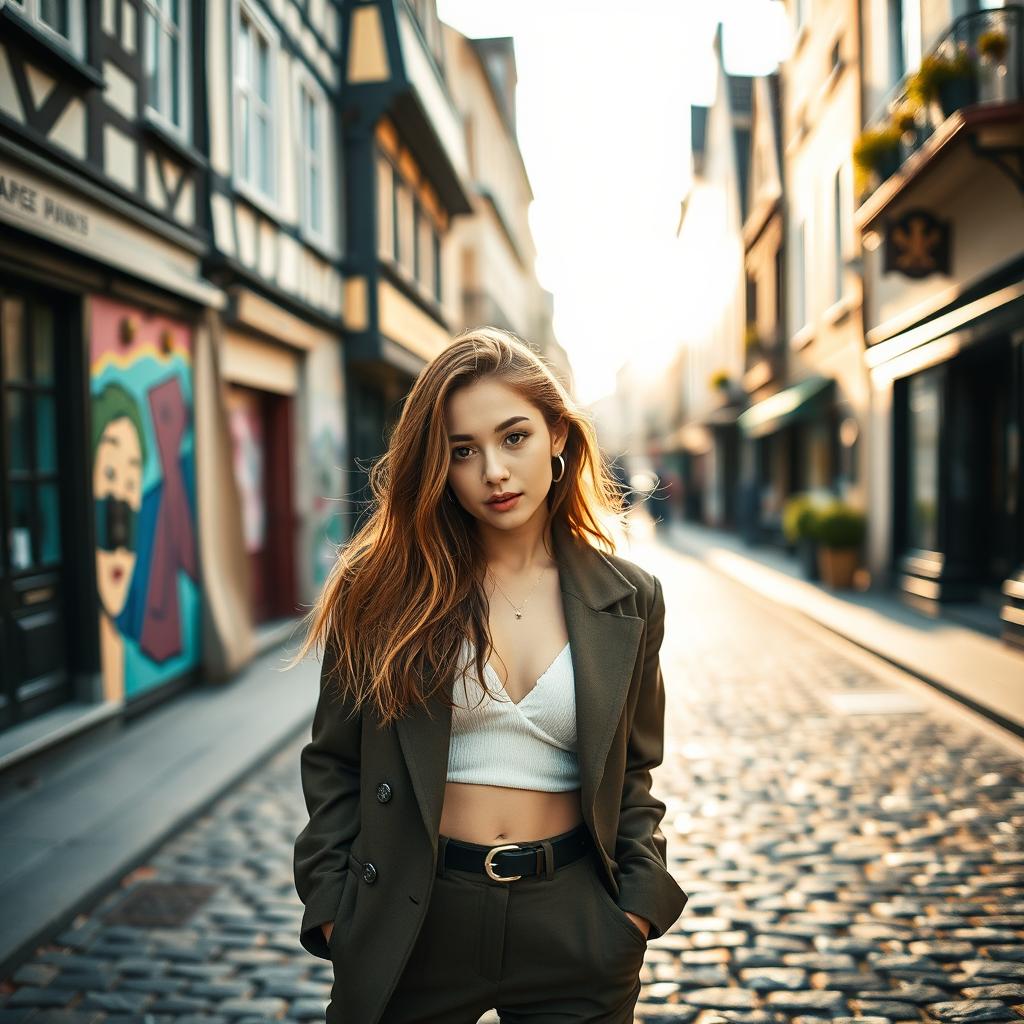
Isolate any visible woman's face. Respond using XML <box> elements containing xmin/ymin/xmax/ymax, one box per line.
<box><xmin>444</xmin><ymin>377</ymin><xmax>567</xmax><ymax>532</ymax></box>
<box><xmin>93</xmin><ymin>416</ymin><xmax>143</xmax><ymax>618</ymax></box>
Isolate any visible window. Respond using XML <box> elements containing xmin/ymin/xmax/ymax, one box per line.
<box><xmin>392</xmin><ymin>176</ymin><xmax>403</xmax><ymax>265</ymax></box>
<box><xmin>8</xmin><ymin>0</ymin><xmax>85</xmax><ymax>57</ymax></box>
<box><xmin>833</xmin><ymin>167</ymin><xmax>846</xmax><ymax>304</ymax></box>
<box><xmin>395</xmin><ymin>180</ymin><xmax>414</xmax><ymax>274</ymax></box>
<box><xmin>236</xmin><ymin>2</ymin><xmax>277</xmax><ymax>200</ymax></box>
<box><xmin>412</xmin><ymin>202</ymin><xmax>421</xmax><ymax>281</ymax></box>
<box><xmin>889</xmin><ymin>0</ymin><xmax>922</xmax><ymax>86</ymax></box>
<box><xmin>774</xmin><ymin>245</ymin><xmax>784</xmax><ymax>335</ymax></box>
<box><xmin>432</xmin><ymin>228</ymin><xmax>441</xmax><ymax>303</ymax></box>
<box><xmin>377</xmin><ymin>155</ymin><xmax>394</xmax><ymax>259</ymax></box>
<box><xmin>297</xmin><ymin>76</ymin><xmax>326</xmax><ymax>238</ymax></box>
<box><xmin>793</xmin><ymin>218</ymin><xmax>808</xmax><ymax>332</ymax></box>
<box><xmin>144</xmin><ymin>0</ymin><xmax>190</xmax><ymax>137</ymax></box>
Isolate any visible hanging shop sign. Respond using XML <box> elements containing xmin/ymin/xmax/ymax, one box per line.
<box><xmin>884</xmin><ymin>208</ymin><xmax>951</xmax><ymax>279</ymax></box>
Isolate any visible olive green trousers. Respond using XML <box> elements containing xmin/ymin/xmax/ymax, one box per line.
<box><xmin>378</xmin><ymin>825</ymin><xmax>648</xmax><ymax>1024</ymax></box>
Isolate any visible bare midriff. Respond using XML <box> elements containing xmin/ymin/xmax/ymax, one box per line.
<box><xmin>439</xmin><ymin>781</ymin><xmax>584</xmax><ymax>844</ymax></box>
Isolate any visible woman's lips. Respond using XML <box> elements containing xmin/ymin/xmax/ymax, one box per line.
<box><xmin>486</xmin><ymin>493</ymin><xmax>521</xmax><ymax>512</ymax></box>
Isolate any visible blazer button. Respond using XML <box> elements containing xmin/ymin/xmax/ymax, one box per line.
<box><xmin>376</xmin><ymin>782</ymin><xmax>392</xmax><ymax>803</ymax></box>
<box><xmin>362</xmin><ymin>862</ymin><xmax>377</xmax><ymax>884</ymax></box>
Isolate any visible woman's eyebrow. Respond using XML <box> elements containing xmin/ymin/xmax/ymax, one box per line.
<box><xmin>448</xmin><ymin>415</ymin><xmax>530</xmax><ymax>442</ymax></box>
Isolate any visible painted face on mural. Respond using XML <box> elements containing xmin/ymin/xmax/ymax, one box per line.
<box><xmin>93</xmin><ymin>416</ymin><xmax>144</xmax><ymax>618</ymax></box>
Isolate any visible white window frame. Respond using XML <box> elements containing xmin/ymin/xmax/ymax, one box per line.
<box><xmin>234</xmin><ymin>0</ymin><xmax>279</xmax><ymax>206</ymax></box>
<box><xmin>900</xmin><ymin>0</ymin><xmax>923</xmax><ymax>76</ymax></box>
<box><xmin>793</xmin><ymin>216</ymin><xmax>808</xmax><ymax>333</ymax></box>
<box><xmin>143</xmin><ymin>0</ymin><xmax>191</xmax><ymax>140</ymax></box>
<box><xmin>833</xmin><ymin>166</ymin><xmax>846</xmax><ymax>304</ymax></box>
<box><xmin>376</xmin><ymin>153</ymin><xmax>394</xmax><ymax>260</ymax></box>
<box><xmin>295</xmin><ymin>67</ymin><xmax>328</xmax><ymax>244</ymax></box>
<box><xmin>8</xmin><ymin>0</ymin><xmax>85</xmax><ymax>59</ymax></box>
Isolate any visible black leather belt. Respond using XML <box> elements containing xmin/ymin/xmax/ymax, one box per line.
<box><xmin>440</xmin><ymin>823</ymin><xmax>593</xmax><ymax>881</ymax></box>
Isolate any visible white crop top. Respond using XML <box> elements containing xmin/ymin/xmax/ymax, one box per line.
<box><xmin>447</xmin><ymin>637</ymin><xmax>580</xmax><ymax>791</ymax></box>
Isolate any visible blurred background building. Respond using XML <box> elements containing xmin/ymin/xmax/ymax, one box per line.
<box><xmin>631</xmin><ymin>0</ymin><xmax>1023</xmax><ymax>652</ymax></box>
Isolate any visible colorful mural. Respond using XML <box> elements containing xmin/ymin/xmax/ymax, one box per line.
<box><xmin>90</xmin><ymin>297</ymin><xmax>200</xmax><ymax>701</ymax></box>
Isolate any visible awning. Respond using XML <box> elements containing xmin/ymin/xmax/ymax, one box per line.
<box><xmin>736</xmin><ymin>374</ymin><xmax>835</xmax><ymax>438</ymax></box>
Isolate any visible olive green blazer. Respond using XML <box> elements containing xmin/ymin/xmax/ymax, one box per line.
<box><xmin>293</xmin><ymin>518</ymin><xmax>688</xmax><ymax>1023</ymax></box>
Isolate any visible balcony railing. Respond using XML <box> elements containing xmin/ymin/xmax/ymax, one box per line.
<box><xmin>854</xmin><ymin>6</ymin><xmax>1023</xmax><ymax>203</ymax></box>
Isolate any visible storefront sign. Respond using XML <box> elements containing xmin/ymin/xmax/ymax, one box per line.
<box><xmin>0</xmin><ymin>172</ymin><xmax>90</xmax><ymax>236</ymax></box>
<box><xmin>0</xmin><ymin>155</ymin><xmax>224</xmax><ymax>307</ymax></box>
<box><xmin>884</xmin><ymin>208</ymin><xmax>951</xmax><ymax>279</ymax></box>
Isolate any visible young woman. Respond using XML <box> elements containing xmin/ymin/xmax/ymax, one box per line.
<box><xmin>292</xmin><ymin>328</ymin><xmax>687</xmax><ymax>1024</ymax></box>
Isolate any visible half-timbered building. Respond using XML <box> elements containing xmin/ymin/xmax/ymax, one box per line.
<box><xmin>338</xmin><ymin>0</ymin><xmax>471</xmax><ymax>529</ymax></box>
<box><xmin>201</xmin><ymin>0</ymin><xmax>347</xmax><ymax>637</ymax></box>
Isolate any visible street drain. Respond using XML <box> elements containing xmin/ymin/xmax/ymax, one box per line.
<box><xmin>825</xmin><ymin>691</ymin><xmax>925</xmax><ymax>715</ymax></box>
<box><xmin>103</xmin><ymin>882</ymin><xmax>219</xmax><ymax>926</ymax></box>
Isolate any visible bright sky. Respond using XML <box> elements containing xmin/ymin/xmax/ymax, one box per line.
<box><xmin>436</xmin><ymin>0</ymin><xmax>792</xmax><ymax>404</ymax></box>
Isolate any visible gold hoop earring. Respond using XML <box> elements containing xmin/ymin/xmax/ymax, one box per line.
<box><xmin>551</xmin><ymin>453</ymin><xmax>565</xmax><ymax>483</ymax></box>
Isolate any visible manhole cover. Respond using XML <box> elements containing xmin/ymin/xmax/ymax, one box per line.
<box><xmin>825</xmin><ymin>691</ymin><xmax>924</xmax><ymax>715</ymax></box>
<box><xmin>104</xmin><ymin>882</ymin><xmax>218</xmax><ymax>926</ymax></box>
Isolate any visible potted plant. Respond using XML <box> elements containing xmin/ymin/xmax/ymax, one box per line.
<box><xmin>909</xmin><ymin>48</ymin><xmax>978</xmax><ymax>119</ymax></box>
<box><xmin>782</xmin><ymin>493</ymin><xmax>822</xmax><ymax>580</ymax></box>
<box><xmin>853</xmin><ymin>124</ymin><xmax>903</xmax><ymax>185</ymax></box>
<box><xmin>810</xmin><ymin>500</ymin><xmax>866</xmax><ymax>589</ymax></box>
<box><xmin>978</xmin><ymin>27</ymin><xmax>1009</xmax><ymax>62</ymax></box>
<box><xmin>709</xmin><ymin>369</ymin><xmax>731</xmax><ymax>393</ymax></box>
<box><xmin>978</xmin><ymin>27</ymin><xmax>1011</xmax><ymax>102</ymax></box>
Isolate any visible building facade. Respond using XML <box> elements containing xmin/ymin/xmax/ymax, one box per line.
<box><xmin>669</xmin><ymin>29</ymin><xmax>752</xmax><ymax>530</ymax></box>
<box><xmin>337</xmin><ymin>0</ymin><xmax>472</xmax><ymax>534</ymax></box>
<box><xmin>856</xmin><ymin>0</ymin><xmax>1024</xmax><ymax>645</ymax></box>
<box><xmin>736</xmin><ymin>0</ymin><xmax>869</xmax><ymax>553</ymax></box>
<box><xmin>443</xmin><ymin>29</ymin><xmax>572</xmax><ymax>385</ymax></box>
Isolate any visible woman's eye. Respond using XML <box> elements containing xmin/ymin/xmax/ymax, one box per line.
<box><xmin>450</xmin><ymin>432</ymin><xmax>528</xmax><ymax>464</ymax></box>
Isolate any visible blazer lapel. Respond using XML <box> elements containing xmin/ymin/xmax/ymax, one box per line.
<box><xmin>395</xmin><ymin>518</ymin><xmax>644</xmax><ymax>847</ymax></box>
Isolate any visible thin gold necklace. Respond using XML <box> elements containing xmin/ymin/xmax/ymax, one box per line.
<box><xmin>487</xmin><ymin>566</ymin><xmax>546</xmax><ymax>620</ymax></box>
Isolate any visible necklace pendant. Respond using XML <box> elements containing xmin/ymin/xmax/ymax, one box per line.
<box><xmin>515</xmin><ymin>610</ymin><xmax>522</xmax><ymax>619</ymax></box>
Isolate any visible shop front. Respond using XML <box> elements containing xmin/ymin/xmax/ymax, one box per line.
<box><xmin>875</xmin><ymin>279</ymin><xmax>1024</xmax><ymax>640</ymax></box>
<box><xmin>736</xmin><ymin>375</ymin><xmax>838</xmax><ymax>546</ymax></box>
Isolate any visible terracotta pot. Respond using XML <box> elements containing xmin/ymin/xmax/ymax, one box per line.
<box><xmin>817</xmin><ymin>546</ymin><xmax>859</xmax><ymax>589</ymax></box>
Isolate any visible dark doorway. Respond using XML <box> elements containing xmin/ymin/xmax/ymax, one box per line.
<box><xmin>946</xmin><ymin>336</ymin><xmax>1015</xmax><ymax>596</ymax></box>
<box><xmin>0</xmin><ymin>284</ymin><xmax>77</xmax><ymax>730</ymax></box>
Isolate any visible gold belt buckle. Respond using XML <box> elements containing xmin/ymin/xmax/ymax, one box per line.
<box><xmin>483</xmin><ymin>843</ymin><xmax>523</xmax><ymax>882</ymax></box>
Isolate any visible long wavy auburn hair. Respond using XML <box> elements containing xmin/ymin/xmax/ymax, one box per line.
<box><xmin>291</xmin><ymin>327</ymin><xmax>630</xmax><ymax>727</ymax></box>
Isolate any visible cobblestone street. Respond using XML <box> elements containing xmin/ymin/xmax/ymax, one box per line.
<box><xmin>3</xmin><ymin>534</ymin><xmax>1023</xmax><ymax>1024</ymax></box>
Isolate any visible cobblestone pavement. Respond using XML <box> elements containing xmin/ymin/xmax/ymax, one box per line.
<box><xmin>2</xmin><ymin>536</ymin><xmax>1023</xmax><ymax>1024</ymax></box>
